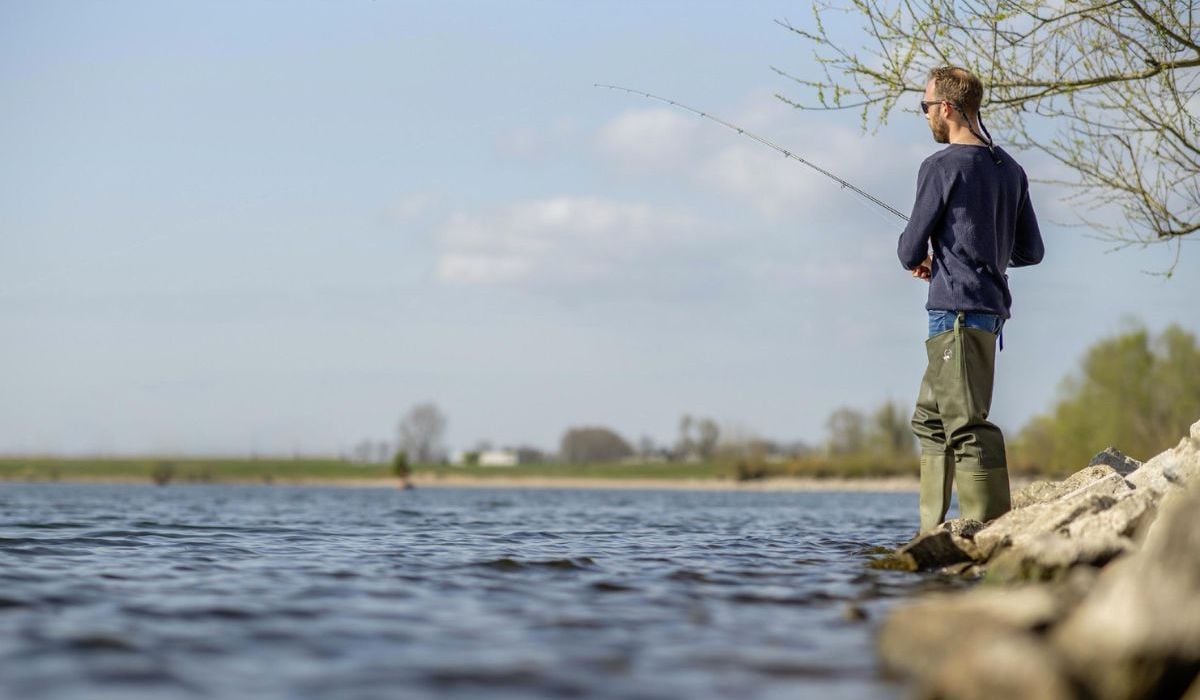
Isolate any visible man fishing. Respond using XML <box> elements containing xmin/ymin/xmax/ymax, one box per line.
<box><xmin>898</xmin><ymin>66</ymin><xmax>1044</xmax><ymax>532</ymax></box>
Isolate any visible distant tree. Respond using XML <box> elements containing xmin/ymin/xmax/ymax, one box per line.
<box><xmin>1014</xmin><ymin>324</ymin><xmax>1200</xmax><ymax>473</ymax></box>
<box><xmin>779</xmin><ymin>1</ymin><xmax>1200</xmax><ymax>267</ymax></box>
<box><xmin>825</xmin><ymin>407</ymin><xmax>867</xmax><ymax>456</ymax></box>
<box><xmin>560</xmin><ymin>426</ymin><xmax>635</xmax><ymax>464</ymax></box>
<box><xmin>676</xmin><ymin>414</ymin><xmax>696</xmax><ymax>458</ymax></box>
<box><xmin>392</xmin><ymin>451</ymin><xmax>410</xmax><ymax>480</ymax></box>
<box><xmin>696</xmin><ymin>418</ymin><xmax>720</xmax><ymax>460</ymax></box>
<box><xmin>868</xmin><ymin>400</ymin><xmax>917</xmax><ymax>459</ymax></box>
<box><xmin>397</xmin><ymin>402</ymin><xmax>447</xmax><ymax>464</ymax></box>
<box><xmin>375</xmin><ymin>441</ymin><xmax>391</xmax><ymax>464</ymax></box>
<box><xmin>637</xmin><ymin>435</ymin><xmax>658</xmax><ymax>458</ymax></box>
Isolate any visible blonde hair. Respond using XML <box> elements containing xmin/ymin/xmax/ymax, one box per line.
<box><xmin>929</xmin><ymin>67</ymin><xmax>983</xmax><ymax>119</ymax></box>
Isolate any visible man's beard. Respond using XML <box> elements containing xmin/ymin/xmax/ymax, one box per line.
<box><xmin>930</xmin><ymin>112</ymin><xmax>950</xmax><ymax>143</ymax></box>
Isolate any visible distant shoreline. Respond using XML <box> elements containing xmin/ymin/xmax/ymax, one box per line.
<box><xmin>408</xmin><ymin>474</ymin><xmax>922</xmax><ymax>492</ymax></box>
<box><xmin>0</xmin><ymin>474</ymin><xmax>922</xmax><ymax>492</ymax></box>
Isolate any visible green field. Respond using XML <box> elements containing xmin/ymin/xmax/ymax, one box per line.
<box><xmin>0</xmin><ymin>455</ymin><xmax>918</xmax><ymax>485</ymax></box>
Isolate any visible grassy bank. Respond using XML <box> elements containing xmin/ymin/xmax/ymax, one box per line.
<box><xmin>0</xmin><ymin>455</ymin><xmax>920</xmax><ymax>486</ymax></box>
<box><xmin>0</xmin><ymin>458</ymin><xmax>393</xmax><ymax>485</ymax></box>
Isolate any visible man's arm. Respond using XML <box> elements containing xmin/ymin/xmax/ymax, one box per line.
<box><xmin>897</xmin><ymin>160</ymin><xmax>946</xmax><ymax>270</ymax></box>
<box><xmin>1010</xmin><ymin>186</ymin><xmax>1044</xmax><ymax>267</ymax></box>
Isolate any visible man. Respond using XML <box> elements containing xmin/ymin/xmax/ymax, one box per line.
<box><xmin>897</xmin><ymin>66</ymin><xmax>1044</xmax><ymax>532</ymax></box>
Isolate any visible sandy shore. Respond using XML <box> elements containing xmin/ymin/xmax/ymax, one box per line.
<box><xmin>405</xmin><ymin>474</ymin><xmax>922</xmax><ymax>492</ymax></box>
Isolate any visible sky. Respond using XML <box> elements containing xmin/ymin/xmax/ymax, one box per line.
<box><xmin>2</xmin><ymin>1</ymin><xmax>1197</xmax><ymax>457</ymax></box>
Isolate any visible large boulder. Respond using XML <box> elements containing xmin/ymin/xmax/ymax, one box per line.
<box><xmin>870</xmin><ymin>519</ymin><xmax>984</xmax><ymax>571</ymax></box>
<box><xmin>878</xmin><ymin>585</ymin><xmax>1081</xmax><ymax>699</ymax></box>
<box><xmin>1050</xmin><ymin>483</ymin><xmax>1200</xmax><ymax>700</ymax></box>
<box><xmin>877</xmin><ymin>419</ymin><xmax>1200</xmax><ymax>699</ymax></box>
<box><xmin>1126</xmin><ymin>421</ymin><xmax>1200</xmax><ymax>497</ymax></box>
<box><xmin>1011</xmin><ymin>463</ymin><xmax>1123</xmax><ymax>509</ymax></box>
<box><xmin>973</xmin><ymin>471</ymin><xmax>1135</xmax><ymax>560</ymax></box>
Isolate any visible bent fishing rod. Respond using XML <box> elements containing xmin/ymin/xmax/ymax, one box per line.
<box><xmin>594</xmin><ymin>83</ymin><xmax>910</xmax><ymax>222</ymax></box>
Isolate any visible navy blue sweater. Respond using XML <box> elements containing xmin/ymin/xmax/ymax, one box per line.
<box><xmin>897</xmin><ymin>144</ymin><xmax>1044</xmax><ymax>318</ymax></box>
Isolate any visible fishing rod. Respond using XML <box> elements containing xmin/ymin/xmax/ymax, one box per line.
<box><xmin>594</xmin><ymin>84</ymin><xmax>910</xmax><ymax>222</ymax></box>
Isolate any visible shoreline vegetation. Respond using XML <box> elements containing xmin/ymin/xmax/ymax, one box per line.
<box><xmin>0</xmin><ymin>457</ymin><xmax>926</xmax><ymax>491</ymax></box>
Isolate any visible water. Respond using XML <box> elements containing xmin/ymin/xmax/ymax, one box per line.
<box><xmin>0</xmin><ymin>484</ymin><xmax>955</xmax><ymax>699</ymax></box>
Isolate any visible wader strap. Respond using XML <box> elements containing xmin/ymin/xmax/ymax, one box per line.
<box><xmin>957</xmin><ymin>311</ymin><xmax>1004</xmax><ymax>351</ymax></box>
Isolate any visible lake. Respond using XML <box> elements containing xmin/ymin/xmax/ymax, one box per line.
<box><xmin>0</xmin><ymin>483</ymin><xmax>954</xmax><ymax>699</ymax></box>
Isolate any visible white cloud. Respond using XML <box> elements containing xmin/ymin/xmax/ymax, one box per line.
<box><xmin>593</xmin><ymin>96</ymin><xmax>915</xmax><ymax>224</ymax></box>
<box><xmin>435</xmin><ymin>196</ymin><xmax>726</xmax><ymax>293</ymax></box>
<box><xmin>594</xmin><ymin>108</ymin><xmax>705</xmax><ymax>171</ymax></box>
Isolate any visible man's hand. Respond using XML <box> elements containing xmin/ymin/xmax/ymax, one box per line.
<box><xmin>911</xmin><ymin>255</ymin><xmax>932</xmax><ymax>282</ymax></box>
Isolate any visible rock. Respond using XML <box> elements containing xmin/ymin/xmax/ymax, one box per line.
<box><xmin>1088</xmin><ymin>446</ymin><xmax>1142</xmax><ymax>475</ymax></box>
<box><xmin>1011</xmin><ymin>464</ymin><xmax>1120</xmax><ymax>510</ymax></box>
<box><xmin>921</xmin><ymin>634</ymin><xmax>1076</xmax><ymax>700</ymax></box>
<box><xmin>1126</xmin><ymin>419</ymin><xmax>1200</xmax><ymax>496</ymax></box>
<box><xmin>1061</xmin><ymin>488</ymin><xmax>1157</xmax><ymax>542</ymax></box>
<box><xmin>974</xmin><ymin>474</ymin><xmax>1135</xmax><ymax>559</ymax></box>
<box><xmin>878</xmin><ymin>586</ymin><xmax>1065</xmax><ymax>681</ymax></box>
<box><xmin>872</xmin><ymin>519</ymin><xmax>984</xmax><ymax>571</ymax></box>
<box><xmin>1051</xmin><ymin>484</ymin><xmax>1200</xmax><ymax>700</ymax></box>
<box><xmin>984</xmin><ymin>532</ymin><xmax>1131</xmax><ymax>584</ymax></box>
<box><xmin>877</xmin><ymin>420</ymin><xmax>1200</xmax><ymax>700</ymax></box>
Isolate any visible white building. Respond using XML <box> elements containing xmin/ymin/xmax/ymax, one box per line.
<box><xmin>478</xmin><ymin>449</ymin><xmax>519</xmax><ymax>467</ymax></box>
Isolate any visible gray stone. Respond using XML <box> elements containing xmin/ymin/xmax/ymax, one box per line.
<box><xmin>1052</xmin><ymin>483</ymin><xmax>1200</xmax><ymax>700</ymax></box>
<box><xmin>921</xmin><ymin>634</ymin><xmax>1075</xmax><ymax>700</ymax></box>
<box><xmin>1126</xmin><ymin>419</ymin><xmax>1200</xmax><ymax>496</ymax></box>
<box><xmin>878</xmin><ymin>586</ymin><xmax>1066</xmax><ymax>681</ymax></box>
<box><xmin>871</xmin><ymin>519</ymin><xmax>985</xmax><ymax>571</ymax></box>
<box><xmin>985</xmin><ymin>532</ymin><xmax>1131</xmax><ymax>584</ymax></box>
<box><xmin>1061</xmin><ymin>487</ymin><xmax>1157</xmax><ymax>542</ymax></box>
<box><xmin>1011</xmin><ymin>463</ymin><xmax>1120</xmax><ymax>510</ymax></box>
<box><xmin>974</xmin><ymin>474</ymin><xmax>1134</xmax><ymax>560</ymax></box>
<box><xmin>1088</xmin><ymin>446</ymin><xmax>1143</xmax><ymax>475</ymax></box>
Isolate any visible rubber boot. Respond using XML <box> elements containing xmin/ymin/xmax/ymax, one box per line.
<box><xmin>955</xmin><ymin>463</ymin><xmax>1011</xmax><ymax>522</ymax></box>
<box><xmin>919</xmin><ymin>313</ymin><xmax>1011</xmax><ymax>524</ymax></box>
<box><xmin>918</xmin><ymin>451</ymin><xmax>954</xmax><ymax>532</ymax></box>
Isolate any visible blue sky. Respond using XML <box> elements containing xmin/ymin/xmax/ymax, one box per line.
<box><xmin>2</xmin><ymin>2</ymin><xmax>1196</xmax><ymax>457</ymax></box>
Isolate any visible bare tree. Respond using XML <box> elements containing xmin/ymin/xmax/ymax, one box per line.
<box><xmin>696</xmin><ymin>418</ymin><xmax>720</xmax><ymax>460</ymax></box>
<box><xmin>676</xmin><ymin>414</ymin><xmax>696</xmax><ymax>459</ymax></box>
<box><xmin>777</xmin><ymin>1</ymin><xmax>1199</xmax><ymax>270</ymax></box>
<box><xmin>397</xmin><ymin>402</ymin><xmax>447</xmax><ymax>464</ymax></box>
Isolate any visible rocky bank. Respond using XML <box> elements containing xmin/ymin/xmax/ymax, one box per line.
<box><xmin>874</xmin><ymin>418</ymin><xmax>1200</xmax><ymax>699</ymax></box>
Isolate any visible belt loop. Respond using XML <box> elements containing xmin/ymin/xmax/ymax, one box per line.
<box><xmin>954</xmin><ymin>311</ymin><xmax>965</xmax><ymax>333</ymax></box>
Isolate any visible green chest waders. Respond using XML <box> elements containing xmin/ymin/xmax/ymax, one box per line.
<box><xmin>912</xmin><ymin>312</ymin><xmax>1011</xmax><ymax>531</ymax></box>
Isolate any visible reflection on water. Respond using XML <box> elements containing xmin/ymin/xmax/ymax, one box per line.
<box><xmin>0</xmin><ymin>484</ymin><xmax>953</xmax><ymax>699</ymax></box>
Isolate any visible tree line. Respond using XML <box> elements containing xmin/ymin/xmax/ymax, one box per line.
<box><xmin>1012</xmin><ymin>324</ymin><xmax>1200</xmax><ymax>476</ymax></box>
<box><xmin>354</xmin><ymin>324</ymin><xmax>1199</xmax><ymax>478</ymax></box>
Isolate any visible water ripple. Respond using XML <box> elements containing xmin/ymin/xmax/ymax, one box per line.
<box><xmin>0</xmin><ymin>483</ymin><xmax>930</xmax><ymax>699</ymax></box>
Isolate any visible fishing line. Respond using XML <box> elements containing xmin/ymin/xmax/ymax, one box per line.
<box><xmin>595</xmin><ymin>83</ymin><xmax>910</xmax><ymax>223</ymax></box>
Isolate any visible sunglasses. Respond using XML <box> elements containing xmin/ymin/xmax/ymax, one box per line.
<box><xmin>920</xmin><ymin>100</ymin><xmax>950</xmax><ymax>114</ymax></box>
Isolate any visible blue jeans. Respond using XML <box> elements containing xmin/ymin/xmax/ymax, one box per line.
<box><xmin>928</xmin><ymin>310</ymin><xmax>1005</xmax><ymax>338</ymax></box>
